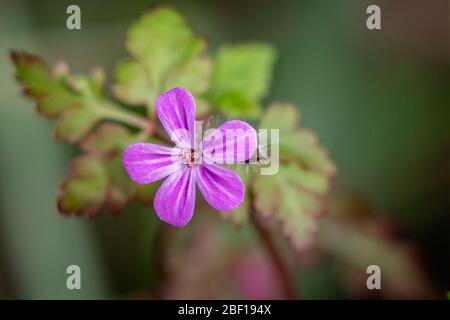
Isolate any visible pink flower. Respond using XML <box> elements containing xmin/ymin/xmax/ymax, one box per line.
<box><xmin>122</xmin><ymin>88</ymin><xmax>257</xmax><ymax>226</ymax></box>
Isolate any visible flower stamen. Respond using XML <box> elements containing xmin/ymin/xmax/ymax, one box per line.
<box><xmin>182</xmin><ymin>149</ymin><xmax>200</xmax><ymax>168</ymax></box>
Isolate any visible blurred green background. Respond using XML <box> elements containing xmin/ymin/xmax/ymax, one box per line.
<box><xmin>0</xmin><ymin>0</ymin><xmax>448</xmax><ymax>299</ymax></box>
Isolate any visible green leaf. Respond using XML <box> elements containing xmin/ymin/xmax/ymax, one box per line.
<box><xmin>253</xmin><ymin>163</ymin><xmax>323</xmax><ymax>250</ymax></box>
<box><xmin>260</xmin><ymin>103</ymin><xmax>336</xmax><ymax>175</ymax></box>
<box><xmin>11</xmin><ymin>51</ymin><xmax>105</xmax><ymax>143</ymax></box>
<box><xmin>58</xmin><ymin>155</ymin><xmax>108</xmax><ymax>216</ymax></box>
<box><xmin>209</xmin><ymin>43</ymin><xmax>276</xmax><ymax>118</ymax></box>
<box><xmin>114</xmin><ymin>7</ymin><xmax>211</xmax><ymax>112</ymax></box>
<box><xmin>163</xmin><ymin>57</ymin><xmax>212</xmax><ymax>116</ymax></box>
<box><xmin>127</xmin><ymin>7</ymin><xmax>204</xmax><ymax>79</ymax></box>
<box><xmin>58</xmin><ymin>123</ymin><xmax>161</xmax><ymax>217</ymax></box>
<box><xmin>11</xmin><ymin>51</ymin><xmax>81</xmax><ymax>116</ymax></box>
<box><xmin>113</xmin><ymin>59</ymin><xmax>154</xmax><ymax>106</ymax></box>
<box><xmin>214</xmin><ymin>90</ymin><xmax>261</xmax><ymax>118</ymax></box>
<box><xmin>252</xmin><ymin>103</ymin><xmax>335</xmax><ymax>250</ymax></box>
<box><xmin>80</xmin><ymin>122</ymin><xmax>133</xmax><ymax>155</ymax></box>
<box><xmin>54</xmin><ymin>105</ymin><xmax>99</xmax><ymax>143</ymax></box>
<box><xmin>58</xmin><ymin>153</ymin><xmax>142</xmax><ymax>217</ymax></box>
<box><xmin>281</xmin><ymin>130</ymin><xmax>336</xmax><ymax>175</ymax></box>
<box><xmin>103</xmin><ymin>155</ymin><xmax>137</xmax><ymax>214</ymax></box>
<box><xmin>212</xmin><ymin>44</ymin><xmax>276</xmax><ymax>99</ymax></box>
<box><xmin>104</xmin><ymin>149</ymin><xmax>158</xmax><ymax>215</ymax></box>
<box><xmin>163</xmin><ymin>57</ymin><xmax>211</xmax><ymax>94</ymax></box>
<box><xmin>11</xmin><ymin>51</ymin><xmax>158</xmax><ymax>215</ymax></box>
<box><xmin>259</xmin><ymin>102</ymin><xmax>299</xmax><ymax>132</ymax></box>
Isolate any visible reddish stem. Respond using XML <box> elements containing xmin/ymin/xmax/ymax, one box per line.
<box><xmin>250</xmin><ymin>195</ymin><xmax>299</xmax><ymax>299</ymax></box>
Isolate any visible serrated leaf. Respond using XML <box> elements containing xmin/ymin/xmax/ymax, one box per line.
<box><xmin>281</xmin><ymin>130</ymin><xmax>336</xmax><ymax>175</ymax></box>
<box><xmin>253</xmin><ymin>163</ymin><xmax>323</xmax><ymax>251</ymax></box>
<box><xmin>252</xmin><ymin>103</ymin><xmax>335</xmax><ymax>250</ymax></box>
<box><xmin>114</xmin><ymin>7</ymin><xmax>211</xmax><ymax>111</ymax></box>
<box><xmin>54</xmin><ymin>105</ymin><xmax>99</xmax><ymax>143</ymax></box>
<box><xmin>260</xmin><ymin>103</ymin><xmax>336</xmax><ymax>176</ymax></box>
<box><xmin>57</xmin><ymin>153</ymin><xmax>154</xmax><ymax>217</ymax></box>
<box><xmin>284</xmin><ymin>163</ymin><xmax>329</xmax><ymax>194</ymax></box>
<box><xmin>127</xmin><ymin>7</ymin><xmax>204</xmax><ymax>79</ymax></box>
<box><xmin>209</xmin><ymin>43</ymin><xmax>276</xmax><ymax>118</ymax></box>
<box><xmin>163</xmin><ymin>57</ymin><xmax>211</xmax><ymax>94</ymax></box>
<box><xmin>11</xmin><ymin>51</ymin><xmax>81</xmax><ymax>116</ymax></box>
<box><xmin>58</xmin><ymin>156</ymin><xmax>107</xmax><ymax>216</ymax></box>
<box><xmin>259</xmin><ymin>102</ymin><xmax>299</xmax><ymax>132</ymax></box>
<box><xmin>211</xmin><ymin>44</ymin><xmax>276</xmax><ymax>99</ymax></box>
<box><xmin>11</xmin><ymin>51</ymin><xmax>105</xmax><ymax>143</ymax></box>
<box><xmin>58</xmin><ymin>123</ymin><xmax>162</xmax><ymax>217</ymax></box>
<box><xmin>103</xmin><ymin>155</ymin><xmax>137</xmax><ymax>214</ymax></box>
<box><xmin>80</xmin><ymin>122</ymin><xmax>133</xmax><ymax>155</ymax></box>
<box><xmin>251</xmin><ymin>174</ymin><xmax>280</xmax><ymax>218</ymax></box>
<box><xmin>113</xmin><ymin>59</ymin><xmax>154</xmax><ymax>106</ymax></box>
<box><xmin>103</xmin><ymin>151</ymin><xmax>159</xmax><ymax>214</ymax></box>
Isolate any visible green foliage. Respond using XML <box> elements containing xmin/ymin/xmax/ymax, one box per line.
<box><xmin>12</xmin><ymin>53</ymin><xmax>77</xmax><ymax>116</ymax></box>
<box><xmin>59</xmin><ymin>123</ymin><xmax>157</xmax><ymax>216</ymax></box>
<box><xmin>11</xmin><ymin>52</ymin><xmax>104</xmax><ymax>143</ymax></box>
<box><xmin>11</xmin><ymin>7</ymin><xmax>335</xmax><ymax>251</ymax></box>
<box><xmin>113</xmin><ymin>7</ymin><xmax>211</xmax><ymax>115</ymax></box>
<box><xmin>252</xmin><ymin>103</ymin><xmax>335</xmax><ymax>250</ymax></box>
<box><xmin>79</xmin><ymin>122</ymin><xmax>132</xmax><ymax>155</ymax></box>
<box><xmin>259</xmin><ymin>103</ymin><xmax>336</xmax><ymax>175</ymax></box>
<box><xmin>113</xmin><ymin>60</ymin><xmax>151</xmax><ymax>106</ymax></box>
<box><xmin>209</xmin><ymin>43</ymin><xmax>276</xmax><ymax>118</ymax></box>
<box><xmin>54</xmin><ymin>105</ymin><xmax>98</xmax><ymax>142</ymax></box>
<box><xmin>58</xmin><ymin>155</ymin><xmax>108</xmax><ymax>216</ymax></box>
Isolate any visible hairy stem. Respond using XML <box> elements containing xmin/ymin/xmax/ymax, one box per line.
<box><xmin>250</xmin><ymin>193</ymin><xmax>299</xmax><ymax>299</ymax></box>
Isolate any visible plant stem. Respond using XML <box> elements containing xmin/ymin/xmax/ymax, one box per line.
<box><xmin>98</xmin><ymin>102</ymin><xmax>154</xmax><ymax>133</ymax></box>
<box><xmin>249</xmin><ymin>193</ymin><xmax>299</xmax><ymax>299</ymax></box>
<box><xmin>98</xmin><ymin>101</ymin><xmax>173</xmax><ymax>144</ymax></box>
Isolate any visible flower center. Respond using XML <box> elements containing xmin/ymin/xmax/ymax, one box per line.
<box><xmin>182</xmin><ymin>149</ymin><xmax>200</xmax><ymax>168</ymax></box>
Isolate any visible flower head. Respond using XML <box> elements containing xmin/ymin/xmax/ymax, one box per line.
<box><xmin>123</xmin><ymin>88</ymin><xmax>257</xmax><ymax>226</ymax></box>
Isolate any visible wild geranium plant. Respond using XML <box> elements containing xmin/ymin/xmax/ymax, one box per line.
<box><xmin>123</xmin><ymin>87</ymin><xmax>257</xmax><ymax>226</ymax></box>
<box><xmin>11</xmin><ymin>6</ymin><xmax>335</xmax><ymax>272</ymax></box>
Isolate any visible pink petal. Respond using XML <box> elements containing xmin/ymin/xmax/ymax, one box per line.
<box><xmin>122</xmin><ymin>143</ymin><xmax>183</xmax><ymax>184</ymax></box>
<box><xmin>156</xmin><ymin>87</ymin><xmax>196</xmax><ymax>148</ymax></box>
<box><xmin>154</xmin><ymin>168</ymin><xmax>196</xmax><ymax>227</ymax></box>
<box><xmin>195</xmin><ymin>164</ymin><xmax>244</xmax><ymax>211</ymax></box>
<box><xmin>202</xmin><ymin>120</ymin><xmax>257</xmax><ymax>164</ymax></box>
